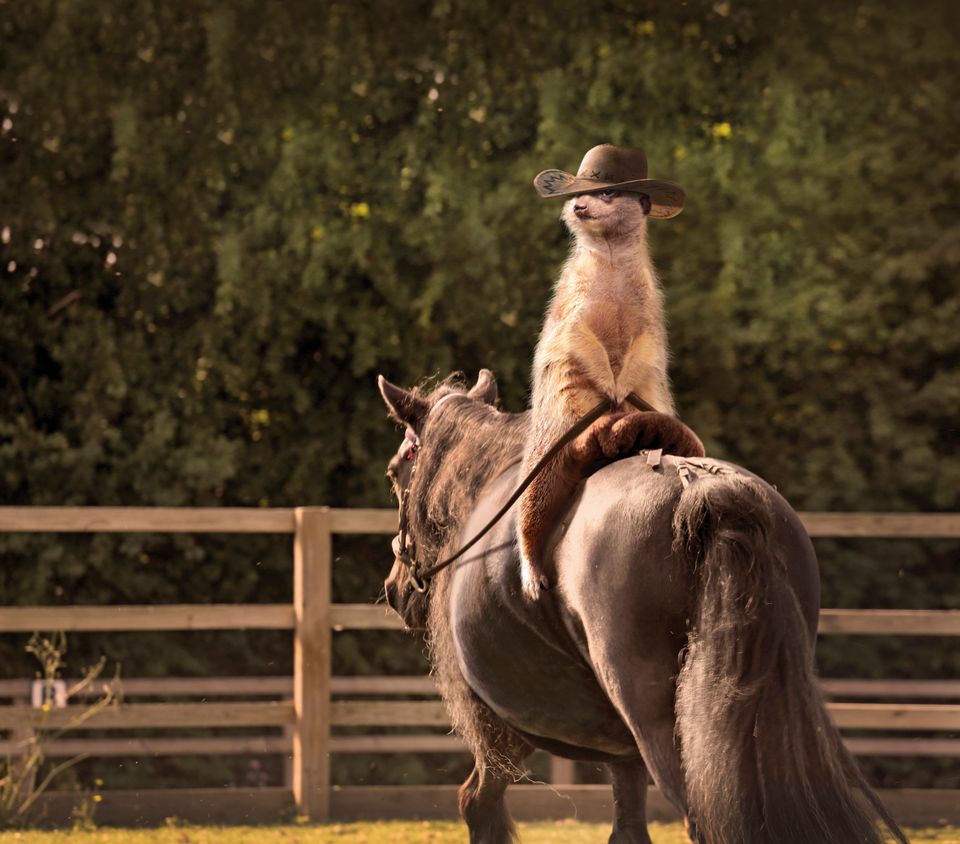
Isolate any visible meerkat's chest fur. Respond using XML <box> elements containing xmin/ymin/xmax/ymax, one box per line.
<box><xmin>534</xmin><ymin>247</ymin><xmax>671</xmax><ymax>413</ymax></box>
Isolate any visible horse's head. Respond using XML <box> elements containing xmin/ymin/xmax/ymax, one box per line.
<box><xmin>377</xmin><ymin>369</ymin><xmax>500</xmax><ymax>630</ymax></box>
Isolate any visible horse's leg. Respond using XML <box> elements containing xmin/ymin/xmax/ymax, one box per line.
<box><xmin>635</xmin><ymin>723</ymin><xmax>707</xmax><ymax>844</ymax></box>
<box><xmin>607</xmin><ymin>757</ymin><xmax>703</xmax><ymax>843</ymax></box>
<box><xmin>584</xmin><ymin>652</ymin><xmax>698</xmax><ymax>838</ymax></box>
<box><xmin>606</xmin><ymin>759</ymin><xmax>654</xmax><ymax>844</ymax></box>
<box><xmin>459</xmin><ymin>754</ymin><xmax>525</xmax><ymax>844</ymax></box>
<box><xmin>429</xmin><ymin>570</ymin><xmax>533</xmax><ymax>842</ymax></box>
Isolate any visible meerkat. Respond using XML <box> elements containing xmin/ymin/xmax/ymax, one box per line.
<box><xmin>519</xmin><ymin>146</ymin><xmax>704</xmax><ymax>598</ymax></box>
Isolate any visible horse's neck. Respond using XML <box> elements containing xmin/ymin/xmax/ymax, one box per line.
<box><xmin>448</xmin><ymin>417</ymin><xmax>527</xmax><ymax>509</ymax></box>
<box><xmin>473</xmin><ymin>412</ymin><xmax>527</xmax><ymax>481</ymax></box>
<box><xmin>417</xmin><ymin>409</ymin><xmax>529</xmax><ymax>557</ymax></box>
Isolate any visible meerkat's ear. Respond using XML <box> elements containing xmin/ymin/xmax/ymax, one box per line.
<box><xmin>378</xmin><ymin>375</ymin><xmax>429</xmax><ymax>428</ymax></box>
<box><xmin>637</xmin><ymin>193</ymin><xmax>652</xmax><ymax>216</ymax></box>
<box><xmin>467</xmin><ymin>369</ymin><xmax>498</xmax><ymax>405</ymax></box>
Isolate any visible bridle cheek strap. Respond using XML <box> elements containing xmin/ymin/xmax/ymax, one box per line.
<box><xmin>394</xmin><ymin>488</ymin><xmax>427</xmax><ymax>592</ymax></box>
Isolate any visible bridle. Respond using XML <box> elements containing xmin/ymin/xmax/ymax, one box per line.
<box><xmin>393</xmin><ymin>429</ymin><xmax>427</xmax><ymax>591</ymax></box>
<box><xmin>391</xmin><ymin>391</ymin><xmax>658</xmax><ymax>594</ymax></box>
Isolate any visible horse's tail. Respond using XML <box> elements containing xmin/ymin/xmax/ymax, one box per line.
<box><xmin>672</xmin><ymin>472</ymin><xmax>908</xmax><ymax>844</ymax></box>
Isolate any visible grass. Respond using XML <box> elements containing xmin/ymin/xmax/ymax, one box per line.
<box><xmin>0</xmin><ymin>822</ymin><xmax>957</xmax><ymax>843</ymax></box>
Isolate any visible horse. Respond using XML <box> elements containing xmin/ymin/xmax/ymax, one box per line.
<box><xmin>377</xmin><ymin>369</ymin><xmax>908</xmax><ymax>844</ymax></box>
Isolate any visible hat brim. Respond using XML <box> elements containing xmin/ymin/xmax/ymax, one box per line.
<box><xmin>533</xmin><ymin>170</ymin><xmax>685</xmax><ymax>219</ymax></box>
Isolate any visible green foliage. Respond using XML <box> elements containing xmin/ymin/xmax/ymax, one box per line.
<box><xmin>1</xmin><ymin>0</ymin><xmax>957</xmax><ymax>790</ymax></box>
<box><xmin>1</xmin><ymin>635</ymin><xmax>114</xmax><ymax>828</ymax></box>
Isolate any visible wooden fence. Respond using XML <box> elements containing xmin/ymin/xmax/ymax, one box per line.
<box><xmin>0</xmin><ymin>507</ymin><xmax>958</xmax><ymax>826</ymax></box>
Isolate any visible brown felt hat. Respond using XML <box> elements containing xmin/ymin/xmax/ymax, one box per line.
<box><xmin>534</xmin><ymin>144</ymin><xmax>685</xmax><ymax>219</ymax></box>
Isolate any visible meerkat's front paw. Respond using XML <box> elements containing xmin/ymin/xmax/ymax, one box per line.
<box><xmin>595</xmin><ymin>412</ymin><xmax>643</xmax><ymax>458</ymax></box>
<box><xmin>570</xmin><ymin>412</ymin><xmax>632</xmax><ymax>466</ymax></box>
<box><xmin>600</xmin><ymin>411</ymin><xmax>705</xmax><ymax>459</ymax></box>
<box><xmin>638</xmin><ymin>413</ymin><xmax>704</xmax><ymax>458</ymax></box>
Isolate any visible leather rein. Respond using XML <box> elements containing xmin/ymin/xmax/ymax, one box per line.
<box><xmin>393</xmin><ymin>391</ymin><xmax>657</xmax><ymax>592</ymax></box>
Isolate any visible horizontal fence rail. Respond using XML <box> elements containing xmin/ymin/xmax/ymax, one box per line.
<box><xmin>3</xmin><ymin>507</ymin><xmax>960</xmax><ymax>537</ymax></box>
<box><xmin>6</xmin><ymin>699</ymin><xmax>957</xmax><ymax>733</ymax></box>
<box><xmin>5</xmin><ymin>675</ymin><xmax>958</xmax><ymax>700</ymax></box>
<box><xmin>20</xmin><ymin>783</ymin><xmax>960</xmax><ymax>828</ymax></box>
<box><xmin>2</xmin><ymin>603</ymin><xmax>958</xmax><ymax>636</ymax></box>
<box><xmin>4</xmin><ymin>734</ymin><xmax>959</xmax><ymax>761</ymax></box>
<box><xmin>798</xmin><ymin>512</ymin><xmax>960</xmax><ymax>538</ymax></box>
<box><xmin>0</xmin><ymin>506</ymin><xmax>396</xmax><ymax>534</ymax></box>
<box><xmin>0</xmin><ymin>701</ymin><xmax>295</xmax><ymax>730</ymax></box>
<box><xmin>0</xmin><ymin>604</ymin><xmax>296</xmax><ymax>632</ymax></box>
<box><xmin>1</xmin><ymin>506</ymin><xmax>958</xmax><ymax>826</ymax></box>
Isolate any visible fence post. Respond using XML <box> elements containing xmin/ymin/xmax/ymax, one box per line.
<box><xmin>550</xmin><ymin>756</ymin><xmax>575</xmax><ymax>785</ymax></box>
<box><xmin>293</xmin><ymin>506</ymin><xmax>332</xmax><ymax>820</ymax></box>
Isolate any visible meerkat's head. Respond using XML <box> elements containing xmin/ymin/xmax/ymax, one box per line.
<box><xmin>561</xmin><ymin>190</ymin><xmax>652</xmax><ymax>242</ymax></box>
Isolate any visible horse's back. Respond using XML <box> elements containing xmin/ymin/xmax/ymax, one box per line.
<box><xmin>561</xmin><ymin>455</ymin><xmax>819</xmax><ymax>640</ymax></box>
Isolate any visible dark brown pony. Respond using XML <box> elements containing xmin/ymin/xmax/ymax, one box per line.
<box><xmin>378</xmin><ymin>370</ymin><xmax>908</xmax><ymax>844</ymax></box>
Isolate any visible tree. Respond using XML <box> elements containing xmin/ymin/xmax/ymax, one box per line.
<box><xmin>1</xmin><ymin>0</ymin><xmax>957</xmax><ymax>789</ymax></box>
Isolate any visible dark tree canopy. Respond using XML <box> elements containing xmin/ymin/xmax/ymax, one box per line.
<box><xmin>1</xmin><ymin>0</ymin><xmax>957</xmax><ymax>789</ymax></box>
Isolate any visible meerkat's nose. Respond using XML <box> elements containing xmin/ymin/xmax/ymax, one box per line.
<box><xmin>573</xmin><ymin>199</ymin><xmax>588</xmax><ymax>217</ymax></box>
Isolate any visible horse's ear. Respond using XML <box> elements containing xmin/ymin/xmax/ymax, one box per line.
<box><xmin>467</xmin><ymin>369</ymin><xmax>498</xmax><ymax>405</ymax></box>
<box><xmin>378</xmin><ymin>375</ymin><xmax>429</xmax><ymax>428</ymax></box>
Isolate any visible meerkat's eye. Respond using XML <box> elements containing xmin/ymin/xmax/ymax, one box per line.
<box><xmin>597</xmin><ymin>190</ymin><xmax>619</xmax><ymax>202</ymax></box>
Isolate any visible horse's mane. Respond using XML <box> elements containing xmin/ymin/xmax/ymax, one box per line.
<box><xmin>407</xmin><ymin>376</ymin><xmax>533</xmax><ymax>776</ymax></box>
<box><xmin>406</xmin><ymin>376</ymin><xmax>528</xmax><ymax>569</ymax></box>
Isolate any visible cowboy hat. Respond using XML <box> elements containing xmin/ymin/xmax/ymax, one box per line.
<box><xmin>533</xmin><ymin>144</ymin><xmax>685</xmax><ymax>219</ymax></box>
